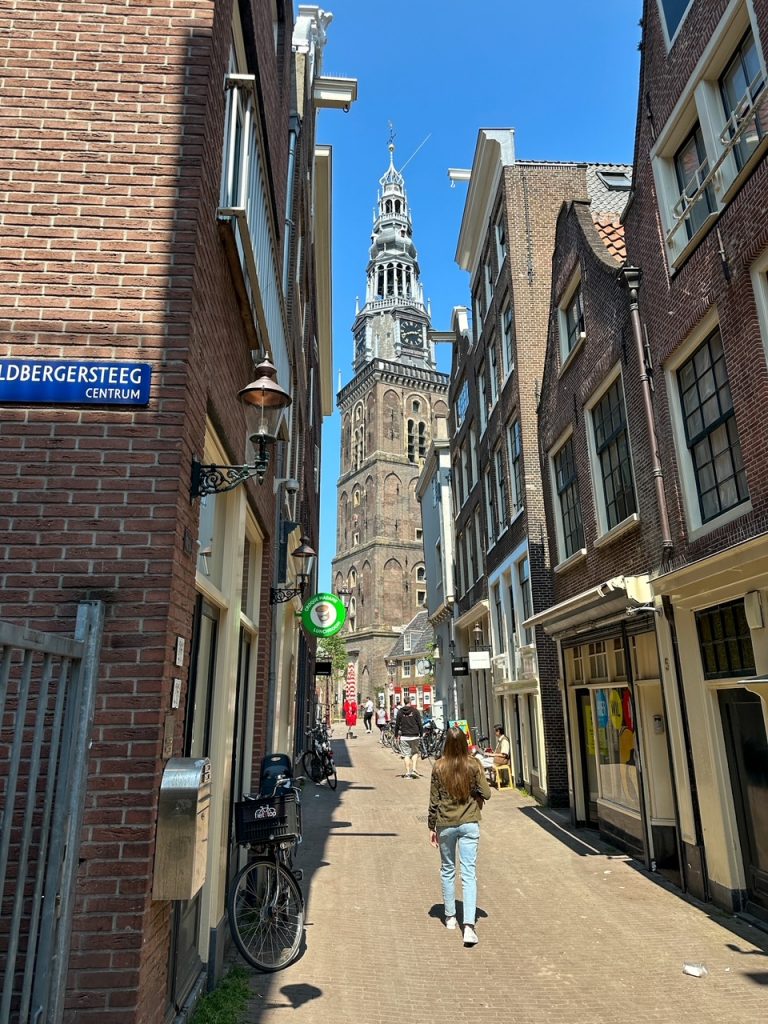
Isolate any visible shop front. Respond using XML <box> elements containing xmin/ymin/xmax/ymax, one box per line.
<box><xmin>527</xmin><ymin>576</ymin><xmax>680</xmax><ymax>878</ymax></box>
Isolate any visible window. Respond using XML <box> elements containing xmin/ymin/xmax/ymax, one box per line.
<box><xmin>591</xmin><ymin>376</ymin><xmax>636</xmax><ymax>531</ymax></box>
<box><xmin>352</xmin><ymin>531</ymin><xmax>359</xmax><ymax>546</ymax></box>
<box><xmin>696</xmin><ymin>599</ymin><xmax>755</xmax><ymax>679</ymax></box>
<box><xmin>474</xmin><ymin>510</ymin><xmax>483</xmax><ymax>582</ymax></box>
<box><xmin>674</xmin><ymin>124</ymin><xmax>715</xmax><ymax>240</ymax></box>
<box><xmin>518</xmin><ymin>557</ymin><xmax>532</xmax><ymax>645</ymax></box>
<box><xmin>466</xmin><ymin>527</ymin><xmax>476</xmax><ymax>584</ymax></box>
<box><xmin>403</xmin><ymin>632</ymin><xmax>412</xmax><ymax>652</ymax></box>
<box><xmin>494</xmin><ymin>584</ymin><xmax>506</xmax><ymax>654</ymax></box>
<box><xmin>657</xmin><ymin>0</ymin><xmax>693</xmax><ymax>43</ymax></box>
<box><xmin>456</xmin><ymin>530</ymin><xmax>465</xmax><ymax>595</ymax></box>
<box><xmin>507</xmin><ymin>420</ymin><xmax>524</xmax><ymax>515</ymax></box>
<box><xmin>588</xmin><ymin>640</ymin><xmax>608</xmax><ymax>679</ymax></box>
<box><xmin>677</xmin><ymin>328</ymin><xmax>748</xmax><ymax>523</ymax></box>
<box><xmin>484</xmin><ymin>468</ymin><xmax>497</xmax><ymax>545</ymax></box>
<box><xmin>489</xmin><ymin>341</ymin><xmax>499</xmax><ymax>406</ymax></box>
<box><xmin>496</xmin><ymin>213</ymin><xmax>507</xmax><ymax>268</ymax></box>
<box><xmin>558</xmin><ymin>271</ymin><xmax>585</xmax><ymax>364</ymax></box>
<box><xmin>407</xmin><ymin>419</ymin><xmax>415</xmax><ymax>462</ymax></box>
<box><xmin>416</xmin><ymin>566</ymin><xmax>426</xmax><ymax>582</ymax></box>
<box><xmin>596</xmin><ymin>169</ymin><xmax>632</xmax><ymax>190</ymax></box>
<box><xmin>415</xmin><ymin>527</ymin><xmax>423</xmax><ymax>541</ymax></box>
<box><xmin>402</xmin><ymin>660</ymin><xmax>412</xmax><ymax>678</ymax></box>
<box><xmin>720</xmin><ymin>30</ymin><xmax>766</xmax><ymax>171</ymax></box>
<box><xmin>479</xmin><ymin>363</ymin><xmax>488</xmax><ymax>434</ymax></box>
<box><xmin>494</xmin><ymin>446</ymin><xmax>507</xmax><ymax>531</ymax></box>
<box><xmin>484</xmin><ymin>260</ymin><xmax>493</xmax><ymax>310</ymax></box>
<box><xmin>435</xmin><ymin>540</ymin><xmax>442</xmax><ymax>590</ymax></box>
<box><xmin>456</xmin><ymin>380</ymin><xmax>469</xmax><ymax>430</ymax></box>
<box><xmin>418</xmin><ymin>421</ymin><xmax>427</xmax><ymax>458</ymax></box>
<box><xmin>417</xmin><ymin>590</ymin><xmax>426</xmax><ymax>606</ymax></box>
<box><xmin>553</xmin><ymin>435</ymin><xmax>584</xmax><ymax>559</ymax></box>
<box><xmin>501</xmin><ymin>303</ymin><xmax>515</xmax><ymax>377</ymax></box>
<box><xmin>651</xmin><ymin>9</ymin><xmax>768</xmax><ymax>266</ymax></box>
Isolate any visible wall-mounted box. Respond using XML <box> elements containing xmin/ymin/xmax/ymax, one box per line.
<box><xmin>152</xmin><ymin>757</ymin><xmax>211</xmax><ymax>901</ymax></box>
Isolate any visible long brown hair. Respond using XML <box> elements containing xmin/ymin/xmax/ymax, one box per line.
<box><xmin>435</xmin><ymin>726</ymin><xmax>477</xmax><ymax>802</ymax></box>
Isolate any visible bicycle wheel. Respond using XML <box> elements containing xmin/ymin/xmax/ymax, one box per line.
<box><xmin>228</xmin><ymin>858</ymin><xmax>304</xmax><ymax>972</ymax></box>
<box><xmin>302</xmin><ymin>750</ymin><xmax>323</xmax><ymax>783</ymax></box>
<box><xmin>323</xmin><ymin>756</ymin><xmax>338</xmax><ymax>790</ymax></box>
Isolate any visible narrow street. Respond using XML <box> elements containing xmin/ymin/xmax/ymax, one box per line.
<box><xmin>236</xmin><ymin>733</ymin><xmax>768</xmax><ymax>1024</ymax></box>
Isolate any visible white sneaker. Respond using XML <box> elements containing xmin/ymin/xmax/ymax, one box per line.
<box><xmin>463</xmin><ymin>925</ymin><xmax>478</xmax><ymax>946</ymax></box>
<box><xmin>445</xmin><ymin>916</ymin><xmax>457</xmax><ymax>930</ymax></box>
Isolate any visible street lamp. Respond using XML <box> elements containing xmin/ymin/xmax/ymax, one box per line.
<box><xmin>269</xmin><ymin>537</ymin><xmax>316</xmax><ymax>604</ymax></box>
<box><xmin>472</xmin><ymin>622</ymin><xmax>484</xmax><ymax>648</ymax></box>
<box><xmin>190</xmin><ymin>357</ymin><xmax>292</xmax><ymax>498</ymax></box>
<box><xmin>336</xmin><ymin>587</ymin><xmax>352</xmax><ymax>609</ymax></box>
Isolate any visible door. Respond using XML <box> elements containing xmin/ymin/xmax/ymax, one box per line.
<box><xmin>167</xmin><ymin>598</ymin><xmax>219</xmax><ymax>1013</ymax></box>
<box><xmin>576</xmin><ymin>689</ymin><xmax>599</xmax><ymax>826</ymax></box>
<box><xmin>718</xmin><ymin>689</ymin><xmax>768</xmax><ymax>920</ymax></box>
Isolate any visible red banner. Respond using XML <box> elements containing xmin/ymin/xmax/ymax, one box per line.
<box><xmin>346</xmin><ymin>663</ymin><xmax>356</xmax><ymax>702</ymax></box>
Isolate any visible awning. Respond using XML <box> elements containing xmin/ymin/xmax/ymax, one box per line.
<box><xmin>523</xmin><ymin>575</ymin><xmax>653</xmax><ymax>638</ymax></box>
<box><xmin>453</xmin><ymin>600</ymin><xmax>489</xmax><ymax>631</ymax></box>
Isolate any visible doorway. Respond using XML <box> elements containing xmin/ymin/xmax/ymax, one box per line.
<box><xmin>718</xmin><ymin>688</ymin><xmax>768</xmax><ymax>921</ymax></box>
<box><xmin>167</xmin><ymin>597</ymin><xmax>219</xmax><ymax>1014</ymax></box>
<box><xmin>576</xmin><ymin>689</ymin><xmax>599</xmax><ymax>826</ymax></box>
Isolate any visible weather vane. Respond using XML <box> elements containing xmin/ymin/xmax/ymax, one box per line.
<box><xmin>388</xmin><ymin>120</ymin><xmax>396</xmax><ymax>151</ymax></box>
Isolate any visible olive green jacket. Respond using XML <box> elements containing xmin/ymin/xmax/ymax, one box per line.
<box><xmin>427</xmin><ymin>760</ymin><xmax>492</xmax><ymax>831</ymax></box>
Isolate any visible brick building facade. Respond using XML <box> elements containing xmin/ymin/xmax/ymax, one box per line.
<box><xmin>0</xmin><ymin>2</ymin><xmax>355</xmax><ymax>1019</ymax></box>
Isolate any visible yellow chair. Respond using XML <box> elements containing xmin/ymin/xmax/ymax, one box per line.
<box><xmin>493</xmin><ymin>763</ymin><xmax>513</xmax><ymax>789</ymax></box>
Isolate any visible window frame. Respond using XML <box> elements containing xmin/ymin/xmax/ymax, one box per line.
<box><xmin>585</xmin><ymin>367</ymin><xmax>638</xmax><ymax>542</ymax></box>
<box><xmin>549</xmin><ymin>429</ymin><xmax>586</xmax><ymax>565</ymax></box>
<box><xmin>501</xmin><ymin>301</ymin><xmax>515</xmax><ymax>379</ymax></box>
<box><xmin>506</xmin><ymin>419</ymin><xmax>524</xmax><ymax>518</ymax></box>
<box><xmin>557</xmin><ymin>268</ymin><xmax>586</xmax><ymax>369</ymax></box>
<box><xmin>664</xmin><ymin>315</ymin><xmax>751</xmax><ymax>538</ymax></box>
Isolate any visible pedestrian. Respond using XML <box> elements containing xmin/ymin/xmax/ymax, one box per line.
<box><xmin>395</xmin><ymin>695</ymin><xmax>422</xmax><ymax>778</ymax></box>
<box><xmin>363</xmin><ymin>696</ymin><xmax>374</xmax><ymax>734</ymax></box>
<box><xmin>427</xmin><ymin>724</ymin><xmax>491</xmax><ymax>947</ymax></box>
<box><xmin>375</xmin><ymin>703</ymin><xmax>388</xmax><ymax>742</ymax></box>
<box><xmin>343</xmin><ymin>696</ymin><xmax>357</xmax><ymax>739</ymax></box>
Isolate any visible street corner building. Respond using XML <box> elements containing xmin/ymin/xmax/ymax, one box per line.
<box><xmin>0</xmin><ymin>2</ymin><xmax>356</xmax><ymax>1022</ymax></box>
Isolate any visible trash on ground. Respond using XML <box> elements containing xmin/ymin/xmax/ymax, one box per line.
<box><xmin>682</xmin><ymin>962</ymin><xmax>708</xmax><ymax>978</ymax></box>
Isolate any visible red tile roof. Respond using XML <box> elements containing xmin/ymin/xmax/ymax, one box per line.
<box><xmin>592</xmin><ymin>214</ymin><xmax>626</xmax><ymax>262</ymax></box>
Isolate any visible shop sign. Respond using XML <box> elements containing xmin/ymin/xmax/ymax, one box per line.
<box><xmin>300</xmin><ymin>592</ymin><xmax>346</xmax><ymax>637</ymax></box>
<box><xmin>468</xmin><ymin>650</ymin><xmax>491</xmax><ymax>670</ymax></box>
<box><xmin>314</xmin><ymin>660</ymin><xmax>332</xmax><ymax>676</ymax></box>
<box><xmin>0</xmin><ymin>358</ymin><xmax>152</xmax><ymax>406</ymax></box>
<box><xmin>451</xmin><ymin>659</ymin><xmax>469</xmax><ymax>676</ymax></box>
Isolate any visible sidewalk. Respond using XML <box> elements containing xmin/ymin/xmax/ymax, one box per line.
<box><xmin>238</xmin><ymin>731</ymin><xmax>768</xmax><ymax>1024</ymax></box>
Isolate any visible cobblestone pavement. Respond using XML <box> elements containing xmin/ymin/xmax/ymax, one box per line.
<box><xmin>237</xmin><ymin>731</ymin><xmax>768</xmax><ymax>1024</ymax></box>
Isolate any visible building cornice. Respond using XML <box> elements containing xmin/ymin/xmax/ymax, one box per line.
<box><xmin>337</xmin><ymin>358</ymin><xmax>449</xmax><ymax>408</ymax></box>
<box><xmin>455</xmin><ymin>129</ymin><xmax>516</xmax><ymax>273</ymax></box>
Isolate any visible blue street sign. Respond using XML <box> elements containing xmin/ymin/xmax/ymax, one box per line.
<box><xmin>0</xmin><ymin>359</ymin><xmax>152</xmax><ymax>406</ymax></box>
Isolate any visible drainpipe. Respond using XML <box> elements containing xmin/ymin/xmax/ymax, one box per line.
<box><xmin>620</xmin><ymin>267</ymin><xmax>673</xmax><ymax>553</ymax></box>
<box><xmin>282</xmin><ymin>114</ymin><xmax>301</xmax><ymax>296</ymax></box>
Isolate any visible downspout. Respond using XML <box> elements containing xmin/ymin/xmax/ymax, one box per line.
<box><xmin>282</xmin><ymin>113</ymin><xmax>301</xmax><ymax>296</ymax></box>
<box><xmin>621</xmin><ymin>621</ymin><xmax>653</xmax><ymax>870</ymax></box>
<box><xmin>620</xmin><ymin>266</ymin><xmax>673</xmax><ymax>553</ymax></box>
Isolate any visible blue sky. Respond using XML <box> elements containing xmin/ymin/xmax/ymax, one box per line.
<box><xmin>315</xmin><ymin>0</ymin><xmax>643</xmax><ymax>587</ymax></box>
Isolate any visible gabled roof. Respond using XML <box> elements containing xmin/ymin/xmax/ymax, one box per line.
<box><xmin>387</xmin><ymin>610</ymin><xmax>433</xmax><ymax>659</ymax></box>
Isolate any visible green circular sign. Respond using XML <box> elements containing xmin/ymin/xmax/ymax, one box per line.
<box><xmin>301</xmin><ymin>593</ymin><xmax>347</xmax><ymax>638</ymax></box>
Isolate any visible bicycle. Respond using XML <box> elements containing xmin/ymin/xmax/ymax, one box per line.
<box><xmin>228</xmin><ymin>774</ymin><xmax>305</xmax><ymax>971</ymax></box>
<box><xmin>301</xmin><ymin>723</ymin><xmax>337</xmax><ymax>789</ymax></box>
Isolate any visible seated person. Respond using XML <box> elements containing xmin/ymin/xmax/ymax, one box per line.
<box><xmin>493</xmin><ymin>724</ymin><xmax>511</xmax><ymax>766</ymax></box>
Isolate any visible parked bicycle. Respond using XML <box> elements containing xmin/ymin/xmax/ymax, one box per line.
<box><xmin>228</xmin><ymin>755</ymin><xmax>305</xmax><ymax>972</ymax></box>
<box><xmin>421</xmin><ymin>719</ymin><xmax>445</xmax><ymax>760</ymax></box>
<box><xmin>301</xmin><ymin>722</ymin><xmax>337</xmax><ymax>789</ymax></box>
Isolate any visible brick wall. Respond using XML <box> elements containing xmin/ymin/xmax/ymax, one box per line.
<box><xmin>0</xmin><ymin>0</ymin><xmax>290</xmax><ymax>1018</ymax></box>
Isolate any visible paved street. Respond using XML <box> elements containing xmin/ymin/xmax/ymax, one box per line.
<box><xmin>236</xmin><ymin>731</ymin><xmax>768</xmax><ymax>1024</ymax></box>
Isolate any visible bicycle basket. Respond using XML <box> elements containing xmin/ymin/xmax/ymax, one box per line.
<box><xmin>234</xmin><ymin>791</ymin><xmax>301</xmax><ymax>844</ymax></box>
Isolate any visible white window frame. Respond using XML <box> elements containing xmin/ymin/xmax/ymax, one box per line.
<box><xmin>494</xmin><ymin>445</ymin><xmax>507</xmax><ymax>537</ymax></box>
<box><xmin>557</xmin><ymin>267</ymin><xmax>586</xmax><ymax>370</ymax></box>
<box><xmin>402</xmin><ymin>660</ymin><xmax>412</xmax><ymax>678</ymax></box>
<box><xmin>585</xmin><ymin>365</ymin><xmax>639</xmax><ymax>546</ymax></box>
<box><xmin>501</xmin><ymin>301</ymin><xmax>515</xmax><ymax>380</ymax></box>
<box><xmin>749</xmin><ymin>244</ymin><xmax>768</xmax><ymax>369</ymax></box>
<box><xmin>479</xmin><ymin>363</ymin><xmax>488</xmax><ymax>435</ymax></box>
<box><xmin>484</xmin><ymin>466</ymin><xmax>497</xmax><ymax>548</ymax></box>
<box><xmin>663</xmin><ymin>308</ymin><xmax>752</xmax><ymax>540</ymax></box>
<box><xmin>506</xmin><ymin>419</ymin><xmax>524</xmax><ymax>519</ymax></box>
<box><xmin>650</xmin><ymin>2</ymin><xmax>768</xmax><ymax>268</ymax></box>
<box><xmin>495</xmin><ymin>212</ymin><xmax>507</xmax><ymax>274</ymax></box>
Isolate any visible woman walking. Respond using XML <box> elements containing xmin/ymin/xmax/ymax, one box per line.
<box><xmin>427</xmin><ymin>725</ymin><xmax>491</xmax><ymax>946</ymax></box>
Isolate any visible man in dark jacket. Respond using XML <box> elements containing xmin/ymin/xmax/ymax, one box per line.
<box><xmin>395</xmin><ymin>696</ymin><xmax>423</xmax><ymax>778</ymax></box>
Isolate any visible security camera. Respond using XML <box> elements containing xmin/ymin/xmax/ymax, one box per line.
<box><xmin>343</xmin><ymin>103</ymin><xmax>350</xmax><ymax>113</ymax></box>
<box><xmin>284</xmin><ymin>478</ymin><xmax>299</xmax><ymax>493</ymax></box>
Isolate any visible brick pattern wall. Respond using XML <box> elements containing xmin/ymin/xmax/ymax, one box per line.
<box><xmin>624</xmin><ymin>0</ymin><xmax>768</xmax><ymax>574</ymax></box>
<box><xmin>0</xmin><ymin>0</ymin><xmax>292</xmax><ymax>1019</ymax></box>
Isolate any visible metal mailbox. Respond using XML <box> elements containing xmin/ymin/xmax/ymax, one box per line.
<box><xmin>152</xmin><ymin>757</ymin><xmax>211</xmax><ymax>901</ymax></box>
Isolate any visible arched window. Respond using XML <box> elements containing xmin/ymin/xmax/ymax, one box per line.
<box><xmin>349</xmin><ymin>597</ymin><xmax>357</xmax><ymax>632</ymax></box>
<box><xmin>395</xmin><ymin>199</ymin><xmax>401</xmax><ymax>214</ymax></box>
<box><xmin>385</xmin><ymin>199</ymin><xmax>392</xmax><ymax>213</ymax></box>
<box><xmin>407</xmin><ymin>419</ymin><xmax>415</xmax><ymax>463</ymax></box>
<box><xmin>353</xmin><ymin>488</ymin><xmax>360</xmax><ymax>507</ymax></box>
<box><xmin>416</xmin><ymin>566</ymin><xmax>426</xmax><ymax>582</ymax></box>
<box><xmin>349</xmin><ymin>568</ymin><xmax>357</xmax><ymax>588</ymax></box>
<box><xmin>412</xmin><ymin>399</ymin><xmax>421</xmax><ymax>414</ymax></box>
<box><xmin>418</xmin><ymin>422</ymin><xmax>427</xmax><ymax>458</ymax></box>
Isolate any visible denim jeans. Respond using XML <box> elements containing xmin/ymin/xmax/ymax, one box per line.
<box><xmin>437</xmin><ymin>822</ymin><xmax>479</xmax><ymax>925</ymax></box>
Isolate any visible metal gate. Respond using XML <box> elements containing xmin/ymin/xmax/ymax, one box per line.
<box><xmin>0</xmin><ymin>600</ymin><xmax>104</xmax><ymax>1024</ymax></box>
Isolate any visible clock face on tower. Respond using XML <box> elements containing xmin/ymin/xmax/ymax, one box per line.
<box><xmin>400</xmin><ymin>320</ymin><xmax>423</xmax><ymax>347</ymax></box>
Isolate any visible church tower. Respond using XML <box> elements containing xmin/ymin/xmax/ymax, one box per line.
<box><xmin>332</xmin><ymin>141</ymin><xmax>449</xmax><ymax>696</ymax></box>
